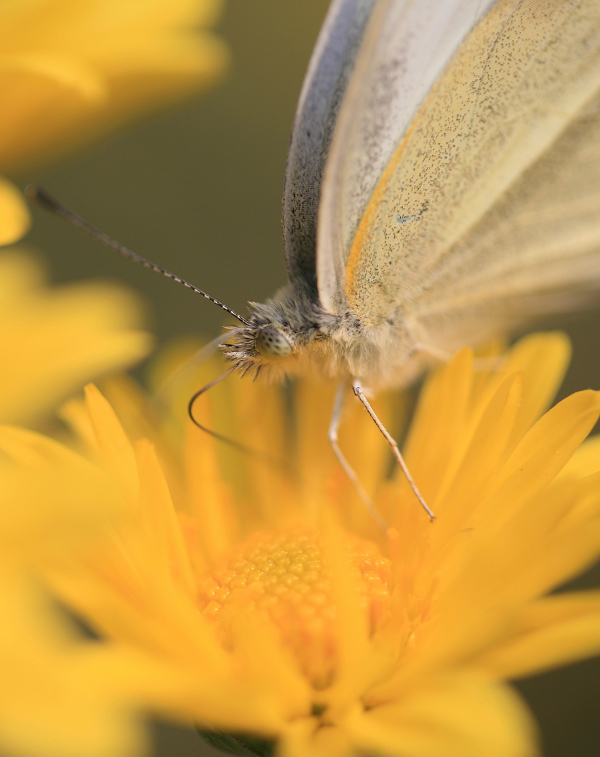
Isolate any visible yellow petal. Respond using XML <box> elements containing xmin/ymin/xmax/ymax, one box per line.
<box><xmin>135</xmin><ymin>438</ymin><xmax>196</xmax><ymax>596</ymax></box>
<box><xmin>321</xmin><ymin>508</ymin><xmax>376</xmax><ymax>712</ymax></box>
<box><xmin>229</xmin><ymin>608</ymin><xmax>313</xmax><ymax>722</ymax></box>
<box><xmin>499</xmin><ymin>333</ymin><xmax>571</xmax><ymax>449</ymax></box>
<box><xmin>0</xmin><ymin>252</ymin><xmax>151</xmax><ymax>425</ymax></box>
<box><xmin>184</xmin><ymin>412</ymin><xmax>236</xmax><ymax>565</ymax></box>
<box><xmin>352</xmin><ymin>675</ymin><xmax>538</xmax><ymax>757</ymax></box>
<box><xmin>493</xmin><ymin>390</ymin><xmax>600</xmax><ymax>516</ymax></box>
<box><xmin>0</xmin><ymin>576</ymin><xmax>147</xmax><ymax>757</ymax></box>
<box><xmin>404</xmin><ymin>347</ymin><xmax>473</xmax><ymax>498</ymax></box>
<box><xmin>0</xmin><ymin>425</ymin><xmax>123</xmax><ymax>555</ymax></box>
<box><xmin>0</xmin><ymin>56</ymin><xmax>106</xmax><ymax>173</ymax></box>
<box><xmin>0</xmin><ymin>179</ymin><xmax>30</xmax><ymax>245</ymax></box>
<box><xmin>476</xmin><ymin>592</ymin><xmax>600</xmax><ymax>679</ymax></box>
<box><xmin>559</xmin><ymin>435</ymin><xmax>600</xmax><ymax>479</ymax></box>
<box><xmin>432</xmin><ymin>370</ymin><xmax>524</xmax><ymax>525</ymax></box>
<box><xmin>84</xmin><ymin>384</ymin><xmax>138</xmax><ymax>502</ymax></box>
<box><xmin>0</xmin><ymin>0</ymin><xmax>228</xmax><ymax>174</ymax></box>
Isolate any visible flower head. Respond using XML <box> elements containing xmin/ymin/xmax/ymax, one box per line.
<box><xmin>0</xmin><ymin>0</ymin><xmax>228</xmax><ymax>244</ymax></box>
<box><xmin>3</xmin><ymin>332</ymin><xmax>600</xmax><ymax>757</ymax></box>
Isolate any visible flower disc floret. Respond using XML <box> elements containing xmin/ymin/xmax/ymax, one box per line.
<box><xmin>198</xmin><ymin>529</ymin><xmax>392</xmax><ymax>687</ymax></box>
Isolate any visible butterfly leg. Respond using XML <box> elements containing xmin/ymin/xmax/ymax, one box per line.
<box><xmin>328</xmin><ymin>382</ymin><xmax>388</xmax><ymax>532</ymax></box>
<box><xmin>352</xmin><ymin>381</ymin><xmax>435</xmax><ymax>521</ymax></box>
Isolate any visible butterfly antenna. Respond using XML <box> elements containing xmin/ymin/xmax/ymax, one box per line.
<box><xmin>188</xmin><ymin>369</ymin><xmax>287</xmax><ymax>468</ymax></box>
<box><xmin>25</xmin><ymin>185</ymin><xmax>250</xmax><ymax>326</ymax></box>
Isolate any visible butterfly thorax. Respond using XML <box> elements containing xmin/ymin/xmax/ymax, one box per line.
<box><xmin>222</xmin><ymin>281</ymin><xmax>422</xmax><ymax>389</ymax></box>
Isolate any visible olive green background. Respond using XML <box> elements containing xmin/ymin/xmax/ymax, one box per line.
<box><xmin>23</xmin><ymin>1</ymin><xmax>600</xmax><ymax>755</ymax></box>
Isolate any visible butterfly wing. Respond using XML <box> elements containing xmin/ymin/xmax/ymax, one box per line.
<box><xmin>318</xmin><ymin>0</ymin><xmax>600</xmax><ymax>339</ymax></box>
<box><xmin>316</xmin><ymin>0</ymin><xmax>497</xmax><ymax>314</ymax></box>
<box><xmin>282</xmin><ymin>0</ymin><xmax>376</xmax><ymax>291</ymax></box>
<box><xmin>411</xmin><ymin>94</ymin><xmax>600</xmax><ymax>324</ymax></box>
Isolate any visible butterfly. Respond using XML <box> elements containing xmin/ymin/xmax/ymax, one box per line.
<box><xmin>227</xmin><ymin>0</ymin><xmax>600</xmax><ymax>385</ymax></box>
<box><xmin>217</xmin><ymin>0</ymin><xmax>600</xmax><ymax>520</ymax></box>
<box><xmin>29</xmin><ymin>0</ymin><xmax>600</xmax><ymax>524</ymax></box>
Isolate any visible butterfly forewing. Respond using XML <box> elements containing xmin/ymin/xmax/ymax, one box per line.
<box><xmin>421</xmin><ymin>100</ymin><xmax>600</xmax><ymax>304</ymax></box>
<box><xmin>282</xmin><ymin>0</ymin><xmax>376</xmax><ymax>288</ymax></box>
<box><xmin>332</xmin><ymin>0</ymin><xmax>600</xmax><ymax>333</ymax></box>
<box><xmin>316</xmin><ymin>0</ymin><xmax>497</xmax><ymax>315</ymax></box>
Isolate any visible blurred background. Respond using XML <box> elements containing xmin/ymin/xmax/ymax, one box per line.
<box><xmin>23</xmin><ymin>0</ymin><xmax>600</xmax><ymax>755</ymax></box>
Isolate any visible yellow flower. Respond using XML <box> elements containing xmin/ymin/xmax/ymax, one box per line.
<box><xmin>0</xmin><ymin>0</ymin><xmax>228</xmax><ymax>244</ymax></box>
<box><xmin>0</xmin><ymin>250</ymin><xmax>150</xmax><ymax>425</ymax></box>
<box><xmin>3</xmin><ymin>332</ymin><xmax>600</xmax><ymax>757</ymax></box>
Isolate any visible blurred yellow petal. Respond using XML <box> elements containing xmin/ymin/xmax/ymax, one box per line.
<box><xmin>0</xmin><ymin>251</ymin><xmax>150</xmax><ymax>425</ymax></box>
<box><xmin>0</xmin><ymin>422</ymin><xmax>159</xmax><ymax>757</ymax></box>
<box><xmin>0</xmin><ymin>55</ymin><xmax>106</xmax><ymax>172</ymax></box>
<box><xmin>476</xmin><ymin>592</ymin><xmax>600</xmax><ymax>679</ymax></box>
<box><xmin>135</xmin><ymin>439</ymin><xmax>196</xmax><ymax>596</ymax></box>
<box><xmin>84</xmin><ymin>384</ymin><xmax>138</xmax><ymax>502</ymax></box>
<box><xmin>560</xmin><ymin>435</ymin><xmax>600</xmax><ymax>479</ymax></box>
<box><xmin>227</xmin><ymin>608</ymin><xmax>313</xmax><ymax>722</ymax></box>
<box><xmin>0</xmin><ymin>425</ymin><xmax>123</xmax><ymax>557</ymax></box>
<box><xmin>348</xmin><ymin>675</ymin><xmax>538</xmax><ymax>757</ymax></box>
<box><xmin>0</xmin><ymin>179</ymin><xmax>30</xmax><ymax>245</ymax></box>
<box><xmin>0</xmin><ymin>576</ymin><xmax>148</xmax><ymax>757</ymax></box>
<box><xmin>0</xmin><ymin>0</ymin><xmax>228</xmax><ymax>176</ymax></box>
<box><xmin>321</xmin><ymin>508</ymin><xmax>380</xmax><ymax>713</ymax></box>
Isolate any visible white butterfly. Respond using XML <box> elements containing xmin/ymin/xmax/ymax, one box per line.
<box><xmin>226</xmin><ymin>0</ymin><xmax>600</xmax><ymax>393</ymax></box>
<box><xmin>31</xmin><ymin>0</ymin><xmax>600</xmax><ymax>523</ymax></box>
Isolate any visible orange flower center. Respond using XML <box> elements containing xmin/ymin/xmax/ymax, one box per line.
<box><xmin>197</xmin><ymin>529</ymin><xmax>391</xmax><ymax>686</ymax></box>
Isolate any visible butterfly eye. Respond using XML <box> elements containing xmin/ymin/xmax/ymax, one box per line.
<box><xmin>255</xmin><ymin>327</ymin><xmax>293</xmax><ymax>359</ymax></box>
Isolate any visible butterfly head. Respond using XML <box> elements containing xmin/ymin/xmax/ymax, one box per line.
<box><xmin>222</xmin><ymin>322</ymin><xmax>297</xmax><ymax>381</ymax></box>
<box><xmin>221</xmin><ymin>283</ymin><xmax>335</xmax><ymax>381</ymax></box>
<box><xmin>220</xmin><ymin>289</ymin><xmax>300</xmax><ymax>379</ymax></box>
